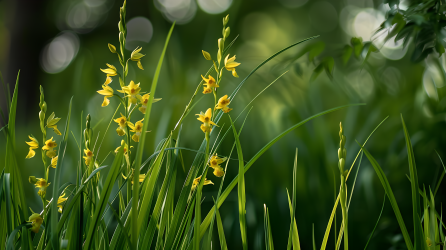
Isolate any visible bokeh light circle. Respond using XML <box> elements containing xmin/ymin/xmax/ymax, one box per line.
<box><xmin>155</xmin><ymin>0</ymin><xmax>197</xmax><ymax>24</ymax></box>
<box><xmin>40</xmin><ymin>32</ymin><xmax>79</xmax><ymax>74</ymax></box>
<box><xmin>197</xmin><ymin>0</ymin><xmax>232</xmax><ymax>14</ymax></box>
<box><xmin>125</xmin><ymin>17</ymin><xmax>154</xmax><ymax>49</ymax></box>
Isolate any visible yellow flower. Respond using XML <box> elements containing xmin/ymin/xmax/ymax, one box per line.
<box><xmin>104</xmin><ymin>76</ymin><xmax>112</xmax><ymax>86</ymax></box>
<box><xmin>121</xmin><ymin>171</ymin><xmax>146</xmax><ymax>185</ymax></box>
<box><xmin>35</xmin><ymin>178</ymin><xmax>50</xmax><ymax>197</ymax></box>
<box><xmin>224</xmin><ymin>54</ymin><xmax>241</xmax><ymax>77</ymax></box>
<box><xmin>115</xmin><ymin>140</ymin><xmax>132</xmax><ymax>165</ymax></box>
<box><xmin>42</xmin><ymin>137</ymin><xmax>57</xmax><ymax>158</ymax></box>
<box><xmin>196</xmin><ymin>108</ymin><xmax>217</xmax><ymax>133</ymax></box>
<box><xmin>118</xmin><ymin>80</ymin><xmax>141</xmax><ymax>104</ymax></box>
<box><xmin>209</xmin><ymin>154</ymin><xmax>227</xmax><ymax>168</ymax></box>
<box><xmin>97</xmin><ymin>84</ymin><xmax>114</xmax><ymax>107</ymax></box>
<box><xmin>56</xmin><ymin>193</ymin><xmax>68</xmax><ymax>213</ymax></box>
<box><xmin>100</xmin><ymin>63</ymin><xmax>118</xmax><ymax>76</ymax></box>
<box><xmin>215</xmin><ymin>95</ymin><xmax>233</xmax><ymax>113</ymax></box>
<box><xmin>213</xmin><ymin>166</ymin><xmax>225</xmax><ymax>177</ymax></box>
<box><xmin>128</xmin><ymin>118</ymin><xmax>144</xmax><ymax>142</ymax></box>
<box><xmin>131</xmin><ymin>47</ymin><xmax>145</xmax><ymax>61</ymax></box>
<box><xmin>46</xmin><ymin>112</ymin><xmax>62</xmax><ymax>135</ymax></box>
<box><xmin>25</xmin><ymin>135</ymin><xmax>39</xmax><ymax>159</ymax></box>
<box><xmin>137</xmin><ymin>93</ymin><xmax>161</xmax><ymax>114</ymax></box>
<box><xmin>50</xmin><ymin>156</ymin><xmax>58</xmax><ymax>168</ymax></box>
<box><xmin>114</xmin><ymin>113</ymin><xmax>127</xmax><ymax>136</ymax></box>
<box><xmin>201</xmin><ymin>75</ymin><xmax>219</xmax><ymax>94</ymax></box>
<box><xmin>83</xmin><ymin>149</ymin><xmax>93</xmax><ymax>166</ymax></box>
<box><xmin>27</xmin><ymin>212</ymin><xmax>43</xmax><ymax>233</ymax></box>
<box><xmin>191</xmin><ymin>175</ymin><xmax>214</xmax><ymax>192</ymax></box>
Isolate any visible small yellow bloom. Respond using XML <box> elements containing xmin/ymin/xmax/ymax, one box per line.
<box><xmin>28</xmin><ymin>212</ymin><xmax>43</xmax><ymax>233</ymax></box>
<box><xmin>196</xmin><ymin>108</ymin><xmax>217</xmax><ymax>133</ymax></box>
<box><xmin>35</xmin><ymin>178</ymin><xmax>50</xmax><ymax>197</ymax></box>
<box><xmin>83</xmin><ymin>149</ymin><xmax>93</xmax><ymax>166</ymax></box>
<box><xmin>114</xmin><ymin>113</ymin><xmax>127</xmax><ymax>136</ymax></box>
<box><xmin>131</xmin><ymin>47</ymin><xmax>145</xmax><ymax>61</ymax></box>
<box><xmin>209</xmin><ymin>154</ymin><xmax>227</xmax><ymax>168</ymax></box>
<box><xmin>115</xmin><ymin>140</ymin><xmax>133</xmax><ymax>165</ymax></box>
<box><xmin>191</xmin><ymin>175</ymin><xmax>214</xmax><ymax>192</ymax></box>
<box><xmin>224</xmin><ymin>54</ymin><xmax>241</xmax><ymax>78</ymax></box>
<box><xmin>25</xmin><ymin>135</ymin><xmax>39</xmax><ymax>159</ymax></box>
<box><xmin>202</xmin><ymin>50</ymin><xmax>212</xmax><ymax>60</ymax></box>
<box><xmin>213</xmin><ymin>166</ymin><xmax>225</xmax><ymax>177</ymax></box>
<box><xmin>42</xmin><ymin>137</ymin><xmax>57</xmax><ymax>158</ymax></box>
<box><xmin>137</xmin><ymin>93</ymin><xmax>161</xmax><ymax>114</ymax></box>
<box><xmin>128</xmin><ymin>118</ymin><xmax>144</xmax><ymax>142</ymax></box>
<box><xmin>215</xmin><ymin>95</ymin><xmax>233</xmax><ymax>113</ymax></box>
<box><xmin>108</xmin><ymin>43</ymin><xmax>117</xmax><ymax>53</ymax></box>
<box><xmin>121</xmin><ymin>171</ymin><xmax>146</xmax><ymax>185</ymax></box>
<box><xmin>97</xmin><ymin>84</ymin><xmax>114</xmax><ymax>107</ymax></box>
<box><xmin>118</xmin><ymin>80</ymin><xmax>141</xmax><ymax>104</ymax></box>
<box><xmin>201</xmin><ymin>75</ymin><xmax>219</xmax><ymax>95</ymax></box>
<box><xmin>56</xmin><ymin>193</ymin><xmax>68</xmax><ymax>213</ymax></box>
<box><xmin>47</xmin><ymin>112</ymin><xmax>62</xmax><ymax>135</ymax></box>
<box><xmin>104</xmin><ymin>76</ymin><xmax>112</xmax><ymax>86</ymax></box>
<box><xmin>100</xmin><ymin>63</ymin><xmax>118</xmax><ymax>76</ymax></box>
<box><xmin>50</xmin><ymin>156</ymin><xmax>58</xmax><ymax>168</ymax></box>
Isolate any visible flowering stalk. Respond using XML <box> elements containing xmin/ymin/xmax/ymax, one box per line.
<box><xmin>39</xmin><ymin>86</ymin><xmax>48</xmax><ymax>175</ymax></box>
<box><xmin>338</xmin><ymin>122</ymin><xmax>348</xmax><ymax>250</ymax></box>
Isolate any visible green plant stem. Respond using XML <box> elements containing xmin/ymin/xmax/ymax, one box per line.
<box><xmin>340</xmin><ymin>175</ymin><xmax>348</xmax><ymax>250</ymax></box>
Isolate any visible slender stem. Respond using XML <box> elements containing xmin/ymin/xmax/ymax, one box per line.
<box><xmin>340</xmin><ymin>176</ymin><xmax>348</xmax><ymax>250</ymax></box>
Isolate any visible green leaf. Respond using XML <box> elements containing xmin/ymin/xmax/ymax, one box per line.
<box><xmin>83</xmin><ymin>146</ymin><xmax>124</xmax><ymax>249</ymax></box>
<box><xmin>351</xmin><ymin>37</ymin><xmax>363</xmax><ymax>58</ymax></box>
<box><xmin>308</xmin><ymin>41</ymin><xmax>326</xmax><ymax>62</ymax></box>
<box><xmin>6</xmin><ymin>222</ymin><xmax>30</xmax><ymax>250</ymax></box>
<box><xmin>323</xmin><ymin>57</ymin><xmax>335</xmax><ymax>80</ymax></box>
<box><xmin>51</xmin><ymin>97</ymin><xmax>73</xmax><ymax>250</ymax></box>
<box><xmin>286</xmin><ymin>190</ymin><xmax>301</xmax><ymax>250</ymax></box>
<box><xmin>362</xmin><ymin>42</ymin><xmax>379</xmax><ymax>66</ymax></box>
<box><xmin>287</xmin><ymin>149</ymin><xmax>300</xmax><ymax>250</ymax></box>
<box><xmin>215</xmin><ymin>206</ymin><xmax>227</xmax><ymax>250</ymax></box>
<box><xmin>312</xmin><ymin>224</ymin><xmax>316</xmax><ymax>250</ymax></box>
<box><xmin>401</xmin><ymin>114</ymin><xmax>424</xmax><ymax>250</ymax></box>
<box><xmin>357</xmin><ymin>142</ymin><xmax>413</xmax><ymax>250</ymax></box>
<box><xmin>200</xmin><ymin>103</ymin><xmax>365</xmax><ymax>240</ymax></box>
<box><xmin>310</xmin><ymin>63</ymin><xmax>324</xmax><ymax>82</ymax></box>
<box><xmin>229</xmin><ymin>115</ymin><xmax>248</xmax><ymax>250</ymax></box>
<box><xmin>264</xmin><ymin>204</ymin><xmax>274</xmax><ymax>250</ymax></box>
<box><xmin>132</xmin><ymin>21</ymin><xmax>175</xmax><ymax>246</ymax></box>
<box><xmin>363</xmin><ymin>195</ymin><xmax>386</xmax><ymax>250</ymax></box>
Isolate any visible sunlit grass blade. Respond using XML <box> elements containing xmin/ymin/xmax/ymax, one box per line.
<box><xmin>132</xmin><ymin>21</ymin><xmax>175</xmax><ymax>248</ymax></box>
<box><xmin>200</xmin><ymin>103</ymin><xmax>365</xmax><ymax>238</ymax></box>
<box><xmin>108</xmin><ymin>202</ymin><xmax>132</xmax><ymax>249</ymax></box>
<box><xmin>215</xmin><ymin>205</ymin><xmax>227</xmax><ymax>250</ymax></box>
<box><xmin>83</xmin><ymin>147</ymin><xmax>124</xmax><ymax>249</ymax></box>
<box><xmin>320</xmin><ymin>116</ymin><xmax>388</xmax><ymax>250</ymax></box>
<box><xmin>264</xmin><ymin>204</ymin><xmax>274</xmax><ymax>250</ymax></box>
<box><xmin>287</xmin><ymin>148</ymin><xmax>300</xmax><ymax>250</ymax></box>
<box><xmin>401</xmin><ymin>114</ymin><xmax>423</xmax><ymax>250</ymax></box>
<box><xmin>363</xmin><ymin>195</ymin><xmax>385</xmax><ymax>250</ymax></box>
<box><xmin>434</xmin><ymin>151</ymin><xmax>445</xmax><ymax>196</ymax></box>
<box><xmin>357</xmin><ymin>142</ymin><xmax>413</xmax><ymax>250</ymax></box>
<box><xmin>50</xmin><ymin>97</ymin><xmax>73</xmax><ymax>250</ymax></box>
<box><xmin>229</xmin><ymin>115</ymin><xmax>248</xmax><ymax>250</ymax></box>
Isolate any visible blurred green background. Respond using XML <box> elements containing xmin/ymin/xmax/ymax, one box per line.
<box><xmin>1</xmin><ymin>0</ymin><xmax>446</xmax><ymax>249</ymax></box>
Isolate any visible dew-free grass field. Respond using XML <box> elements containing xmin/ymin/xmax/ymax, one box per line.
<box><xmin>1</xmin><ymin>0</ymin><xmax>446</xmax><ymax>249</ymax></box>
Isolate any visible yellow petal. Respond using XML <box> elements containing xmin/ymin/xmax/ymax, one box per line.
<box><xmin>104</xmin><ymin>76</ymin><xmax>112</xmax><ymax>85</ymax></box>
<box><xmin>137</xmin><ymin>60</ymin><xmax>144</xmax><ymax>70</ymax></box>
<box><xmin>102</xmin><ymin>96</ymin><xmax>110</xmax><ymax>107</ymax></box>
<box><xmin>132</xmin><ymin>134</ymin><xmax>140</xmax><ymax>142</ymax></box>
<box><xmin>26</xmin><ymin>148</ymin><xmax>36</xmax><ymax>159</ymax></box>
<box><xmin>232</xmin><ymin>68</ymin><xmax>239</xmax><ymax>78</ymax></box>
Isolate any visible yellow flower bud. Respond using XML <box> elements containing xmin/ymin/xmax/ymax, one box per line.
<box><xmin>108</xmin><ymin>43</ymin><xmax>117</xmax><ymax>53</ymax></box>
<box><xmin>223</xmin><ymin>14</ymin><xmax>229</xmax><ymax>26</ymax></box>
<box><xmin>29</xmin><ymin>176</ymin><xmax>37</xmax><ymax>184</ymax></box>
<box><xmin>202</xmin><ymin>50</ymin><xmax>212</xmax><ymax>60</ymax></box>
<box><xmin>224</xmin><ymin>27</ymin><xmax>230</xmax><ymax>38</ymax></box>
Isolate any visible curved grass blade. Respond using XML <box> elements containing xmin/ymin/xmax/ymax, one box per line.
<box><xmin>50</xmin><ymin>96</ymin><xmax>73</xmax><ymax>250</ymax></box>
<box><xmin>200</xmin><ymin>103</ymin><xmax>365</xmax><ymax>238</ymax></box>
<box><xmin>6</xmin><ymin>223</ymin><xmax>29</xmax><ymax>250</ymax></box>
<box><xmin>287</xmin><ymin>149</ymin><xmax>300</xmax><ymax>250</ymax></box>
<box><xmin>132</xmin><ymin>22</ymin><xmax>175</xmax><ymax>247</ymax></box>
<box><xmin>434</xmin><ymin>151</ymin><xmax>446</xmax><ymax>196</ymax></box>
<box><xmin>108</xmin><ymin>202</ymin><xmax>132</xmax><ymax>249</ymax></box>
<box><xmin>215</xmin><ymin>205</ymin><xmax>227</xmax><ymax>250</ymax></box>
<box><xmin>229</xmin><ymin>115</ymin><xmax>247</xmax><ymax>250</ymax></box>
<box><xmin>401</xmin><ymin>114</ymin><xmax>423</xmax><ymax>250</ymax></box>
<box><xmin>320</xmin><ymin>116</ymin><xmax>389</xmax><ymax>250</ymax></box>
<box><xmin>357</xmin><ymin>142</ymin><xmax>413</xmax><ymax>250</ymax></box>
<box><xmin>363</xmin><ymin>195</ymin><xmax>386</xmax><ymax>250</ymax></box>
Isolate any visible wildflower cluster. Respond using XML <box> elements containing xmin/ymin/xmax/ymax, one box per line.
<box><xmin>193</xmin><ymin>14</ymin><xmax>239</xmax><ymax>190</ymax></box>
<box><xmin>24</xmin><ymin>87</ymin><xmax>68</xmax><ymax>233</ymax></box>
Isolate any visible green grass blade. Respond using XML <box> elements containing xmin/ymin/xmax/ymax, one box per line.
<box><xmin>428</xmin><ymin>188</ymin><xmax>438</xmax><ymax>250</ymax></box>
<box><xmin>229</xmin><ymin>115</ymin><xmax>248</xmax><ymax>250</ymax></box>
<box><xmin>434</xmin><ymin>151</ymin><xmax>446</xmax><ymax>196</ymax></box>
<box><xmin>83</xmin><ymin>147</ymin><xmax>124</xmax><ymax>249</ymax></box>
<box><xmin>3</xmin><ymin>173</ymin><xmax>12</xmax><ymax>236</ymax></box>
<box><xmin>286</xmin><ymin>190</ymin><xmax>301</xmax><ymax>250</ymax></box>
<box><xmin>50</xmin><ymin>97</ymin><xmax>73</xmax><ymax>250</ymax></box>
<box><xmin>215</xmin><ymin>206</ymin><xmax>227</xmax><ymax>250</ymax></box>
<box><xmin>357</xmin><ymin>142</ymin><xmax>413</xmax><ymax>250</ymax></box>
<box><xmin>132</xmin><ymin>22</ymin><xmax>175</xmax><ymax>248</ymax></box>
<box><xmin>287</xmin><ymin>149</ymin><xmax>300</xmax><ymax>250</ymax></box>
<box><xmin>264</xmin><ymin>204</ymin><xmax>274</xmax><ymax>250</ymax></box>
<box><xmin>313</xmin><ymin>224</ymin><xmax>316</xmax><ymax>250</ymax></box>
<box><xmin>320</xmin><ymin>116</ymin><xmax>389</xmax><ymax>250</ymax></box>
<box><xmin>401</xmin><ymin>114</ymin><xmax>424</xmax><ymax>250</ymax></box>
<box><xmin>6</xmin><ymin>223</ymin><xmax>29</xmax><ymax>250</ymax></box>
<box><xmin>109</xmin><ymin>202</ymin><xmax>132</xmax><ymax>249</ymax></box>
<box><xmin>200</xmin><ymin>103</ymin><xmax>365</xmax><ymax>238</ymax></box>
<box><xmin>363</xmin><ymin>195</ymin><xmax>386</xmax><ymax>250</ymax></box>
